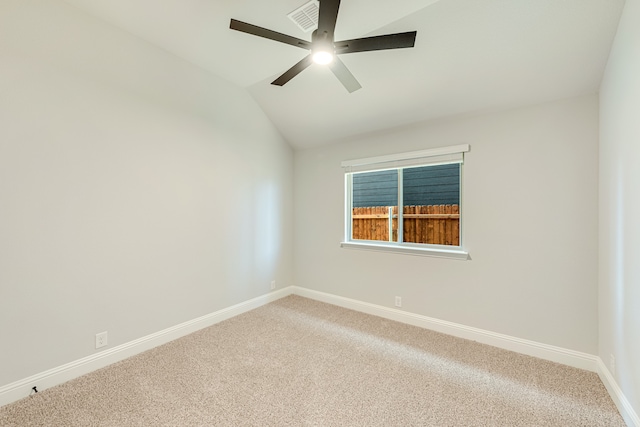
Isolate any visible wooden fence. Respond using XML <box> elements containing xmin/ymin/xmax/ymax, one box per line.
<box><xmin>352</xmin><ymin>205</ymin><xmax>459</xmax><ymax>246</ymax></box>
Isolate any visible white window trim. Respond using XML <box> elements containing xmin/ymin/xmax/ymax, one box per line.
<box><xmin>341</xmin><ymin>144</ymin><xmax>469</xmax><ymax>171</ymax></box>
<box><xmin>342</xmin><ymin>144</ymin><xmax>470</xmax><ymax>260</ymax></box>
<box><xmin>340</xmin><ymin>241</ymin><xmax>469</xmax><ymax>260</ymax></box>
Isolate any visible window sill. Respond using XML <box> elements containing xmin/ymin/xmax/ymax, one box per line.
<box><xmin>340</xmin><ymin>241</ymin><xmax>469</xmax><ymax>260</ymax></box>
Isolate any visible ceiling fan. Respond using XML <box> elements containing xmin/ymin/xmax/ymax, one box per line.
<box><xmin>229</xmin><ymin>0</ymin><xmax>417</xmax><ymax>93</ymax></box>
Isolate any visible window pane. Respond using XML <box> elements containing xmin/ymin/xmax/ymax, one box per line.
<box><xmin>352</xmin><ymin>170</ymin><xmax>398</xmax><ymax>242</ymax></box>
<box><xmin>402</xmin><ymin>164</ymin><xmax>460</xmax><ymax>246</ymax></box>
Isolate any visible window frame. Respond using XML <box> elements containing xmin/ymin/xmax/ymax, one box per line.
<box><xmin>341</xmin><ymin>144</ymin><xmax>470</xmax><ymax>260</ymax></box>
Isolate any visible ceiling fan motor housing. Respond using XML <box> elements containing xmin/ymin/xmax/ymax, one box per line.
<box><xmin>311</xmin><ymin>29</ymin><xmax>335</xmax><ymax>63</ymax></box>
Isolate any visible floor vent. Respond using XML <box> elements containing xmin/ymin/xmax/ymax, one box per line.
<box><xmin>287</xmin><ymin>0</ymin><xmax>319</xmax><ymax>33</ymax></box>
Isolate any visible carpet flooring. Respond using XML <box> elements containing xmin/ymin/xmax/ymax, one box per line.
<box><xmin>0</xmin><ymin>295</ymin><xmax>626</xmax><ymax>426</ymax></box>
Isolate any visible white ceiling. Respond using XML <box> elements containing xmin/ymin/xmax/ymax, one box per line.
<box><xmin>63</xmin><ymin>0</ymin><xmax>625</xmax><ymax>149</ymax></box>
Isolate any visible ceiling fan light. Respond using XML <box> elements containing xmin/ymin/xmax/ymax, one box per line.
<box><xmin>312</xmin><ymin>50</ymin><xmax>334</xmax><ymax>65</ymax></box>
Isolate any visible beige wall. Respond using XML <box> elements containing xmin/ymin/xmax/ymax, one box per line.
<box><xmin>0</xmin><ymin>0</ymin><xmax>293</xmax><ymax>386</ymax></box>
<box><xmin>294</xmin><ymin>95</ymin><xmax>599</xmax><ymax>354</ymax></box>
<box><xmin>599</xmin><ymin>0</ymin><xmax>640</xmax><ymax>422</ymax></box>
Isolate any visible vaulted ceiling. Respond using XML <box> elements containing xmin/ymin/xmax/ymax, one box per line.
<box><xmin>63</xmin><ymin>0</ymin><xmax>625</xmax><ymax>148</ymax></box>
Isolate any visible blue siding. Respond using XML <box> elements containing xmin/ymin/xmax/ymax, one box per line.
<box><xmin>352</xmin><ymin>164</ymin><xmax>459</xmax><ymax>207</ymax></box>
<box><xmin>352</xmin><ymin>169</ymin><xmax>397</xmax><ymax>207</ymax></box>
<box><xmin>404</xmin><ymin>164</ymin><xmax>459</xmax><ymax>205</ymax></box>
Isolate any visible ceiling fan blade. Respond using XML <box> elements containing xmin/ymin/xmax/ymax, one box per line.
<box><xmin>335</xmin><ymin>31</ymin><xmax>417</xmax><ymax>54</ymax></box>
<box><xmin>230</xmin><ymin>19</ymin><xmax>311</xmax><ymax>50</ymax></box>
<box><xmin>328</xmin><ymin>57</ymin><xmax>362</xmax><ymax>93</ymax></box>
<box><xmin>272</xmin><ymin>54</ymin><xmax>314</xmax><ymax>86</ymax></box>
<box><xmin>317</xmin><ymin>0</ymin><xmax>341</xmax><ymax>38</ymax></box>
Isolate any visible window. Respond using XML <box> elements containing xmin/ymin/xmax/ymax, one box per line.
<box><xmin>341</xmin><ymin>144</ymin><xmax>469</xmax><ymax>259</ymax></box>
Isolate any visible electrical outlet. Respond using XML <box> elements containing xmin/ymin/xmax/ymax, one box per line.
<box><xmin>395</xmin><ymin>296</ymin><xmax>402</xmax><ymax>307</ymax></box>
<box><xmin>95</xmin><ymin>331</ymin><xmax>108</xmax><ymax>349</ymax></box>
<box><xmin>270</xmin><ymin>280</ymin><xmax>276</xmax><ymax>290</ymax></box>
<box><xmin>610</xmin><ymin>354</ymin><xmax>616</xmax><ymax>375</ymax></box>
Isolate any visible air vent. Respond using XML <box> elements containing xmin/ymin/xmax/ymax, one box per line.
<box><xmin>287</xmin><ymin>0</ymin><xmax>319</xmax><ymax>33</ymax></box>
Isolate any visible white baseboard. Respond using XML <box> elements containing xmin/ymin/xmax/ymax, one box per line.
<box><xmin>0</xmin><ymin>287</ymin><xmax>293</xmax><ymax>408</ymax></box>
<box><xmin>291</xmin><ymin>286</ymin><xmax>598</xmax><ymax>371</ymax></box>
<box><xmin>597</xmin><ymin>358</ymin><xmax>640</xmax><ymax>427</ymax></box>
